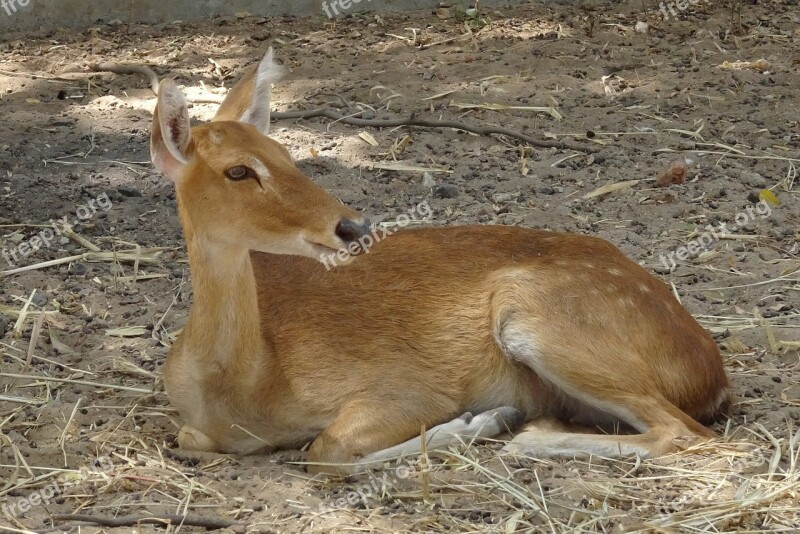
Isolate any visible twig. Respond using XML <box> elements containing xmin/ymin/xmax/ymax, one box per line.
<box><xmin>61</xmin><ymin>63</ymin><xmax>224</xmax><ymax>103</ymax></box>
<box><xmin>63</xmin><ymin>63</ymin><xmax>160</xmax><ymax>93</ymax></box>
<box><xmin>271</xmin><ymin>108</ymin><xmax>599</xmax><ymax>153</ymax></box>
<box><xmin>0</xmin><ymin>373</ymin><xmax>153</xmax><ymax>394</ymax></box>
<box><xmin>0</xmin><ymin>69</ymin><xmax>80</xmax><ymax>84</ymax></box>
<box><xmin>420</xmin><ymin>424</ymin><xmax>430</xmax><ymax>501</ymax></box>
<box><xmin>63</xmin><ymin>64</ymin><xmax>595</xmax><ymax>151</ymax></box>
<box><xmin>47</xmin><ymin>513</ymin><xmax>240</xmax><ymax>530</ymax></box>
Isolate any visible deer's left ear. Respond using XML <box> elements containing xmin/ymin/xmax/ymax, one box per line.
<box><xmin>240</xmin><ymin>47</ymin><xmax>285</xmax><ymax>135</ymax></box>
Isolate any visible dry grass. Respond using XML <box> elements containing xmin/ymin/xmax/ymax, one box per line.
<box><xmin>1</xmin><ymin>0</ymin><xmax>799</xmax><ymax>531</ymax></box>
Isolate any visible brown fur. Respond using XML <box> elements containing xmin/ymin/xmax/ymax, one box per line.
<box><xmin>153</xmin><ymin>52</ymin><xmax>731</xmax><ymax>475</ymax></box>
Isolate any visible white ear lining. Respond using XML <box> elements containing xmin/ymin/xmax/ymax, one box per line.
<box><xmin>158</xmin><ymin>79</ymin><xmax>191</xmax><ymax>164</ymax></box>
<box><xmin>240</xmin><ymin>47</ymin><xmax>286</xmax><ymax>135</ymax></box>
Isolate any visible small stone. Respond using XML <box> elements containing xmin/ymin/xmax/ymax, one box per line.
<box><xmin>0</xmin><ymin>315</ymin><xmax>8</xmax><ymax>335</ymax></box>
<box><xmin>772</xmin><ymin>376</ymin><xmax>782</xmax><ymax>383</ymax></box>
<box><xmin>248</xmin><ymin>501</ymin><xmax>265</xmax><ymax>512</ymax></box>
<box><xmin>492</xmin><ymin>192</ymin><xmax>518</xmax><ymax>203</ymax></box>
<box><xmin>32</xmin><ymin>293</ymin><xmax>49</xmax><ymax>307</ymax></box>
<box><xmin>635</xmin><ymin>21</ymin><xmax>649</xmax><ymax>33</ymax></box>
<box><xmin>69</xmin><ymin>263</ymin><xmax>88</xmax><ymax>276</ymax></box>
<box><xmin>742</xmin><ymin>171</ymin><xmax>767</xmax><ymax>188</ymax></box>
<box><xmin>421</xmin><ymin>172</ymin><xmax>436</xmax><ymax>188</ymax></box>
<box><xmin>117</xmin><ymin>186</ymin><xmax>142</xmax><ymax>197</ymax></box>
<box><xmin>432</xmin><ymin>183</ymin><xmax>459</xmax><ymax>199</ymax></box>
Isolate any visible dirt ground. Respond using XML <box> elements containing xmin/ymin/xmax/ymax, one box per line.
<box><xmin>1</xmin><ymin>0</ymin><xmax>799</xmax><ymax>532</ymax></box>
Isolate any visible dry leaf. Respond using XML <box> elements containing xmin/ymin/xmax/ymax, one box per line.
<box><xmin>421</xmin><ymin>90</ymin><xmax>457</xmax><ymax>101</ymax></box>
<box><xmin>758</xmin><ymin>189</ymin><xmax>780</xmax><ymax>205</ymax></box>
<box><xmin>655</xmin><ymin>160</ymin><xmax>687</xmax><ymax>187</ymax></box>
<box><xmin>583</xmin><ymin>180</ymin><xmax>639</xmax><ymax>199</ymax></box>
<box><xmin>49</xmin><ymin>328</ymin><xmax>76</xmax><ymax>355</ymax></box>
<box><xmin>718</xmin><ymin>59</ymin><xmax>770</xmax><ymax>72</ymax></box>
<box><xmin>358</xmin><ymin>132</ymin><xmax>379</xmax><ymax>146</ymax></box>
<box><xmin>450</xmin><ymin>101</ymin><xmax>562</xmax><ymax>121</ymax></box>
<box><xmin>368</xmin><ymin>163</ymin><xmax>452</xmax><ymax>174</ymax></box>
<box><xmin>105</xmin><ymin>326</ymin><xmax>148</xmax><ymax>337</ymax></box>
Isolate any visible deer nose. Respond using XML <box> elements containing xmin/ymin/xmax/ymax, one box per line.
<box><xmin>335</xmin><ymin>218</ymin><xmax>371</xmax><ymax>244</ymax></box>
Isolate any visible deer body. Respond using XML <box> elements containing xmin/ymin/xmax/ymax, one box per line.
<box><xmin>152</xmin><ymin>50</ymin><xmax>730</xmax><ymax>474</ymax></box>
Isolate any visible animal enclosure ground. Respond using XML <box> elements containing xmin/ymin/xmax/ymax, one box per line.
<box><xmin>1</xmin><ymin>0</ymin><xmax>799</xmax><ymax>532</ymax></box>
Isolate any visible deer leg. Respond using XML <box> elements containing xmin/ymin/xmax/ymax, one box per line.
<box><xmin>498</xmin><ymin>319</ymin><xmax>715</xmax><ymax>459</ymax></box>
<box><xmin>306</xmin><ymin>403</ymin><xmax>523</xmax><ymax>475</ymax></box>
<box><xmin>177</xmin><ymin>424</ymin><xmax>220</xmax><ymax>452</ymax></box>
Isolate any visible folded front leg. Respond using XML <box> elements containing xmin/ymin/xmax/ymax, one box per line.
<box><xmin>306</xmin><ymin>402</ymin><xmax>523</xmax><ymax>475</ymax></box>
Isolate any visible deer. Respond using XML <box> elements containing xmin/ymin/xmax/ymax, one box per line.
<box><xmin>150</xmin><ymin>48</ymin><xmax>731</xmax><ymax>475</ymax></box>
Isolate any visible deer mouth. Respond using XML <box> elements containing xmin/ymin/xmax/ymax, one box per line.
<box><xmin>304</xmin><ymin>239</ymin><xmax>343</xmax><ymax>259</ymax></box>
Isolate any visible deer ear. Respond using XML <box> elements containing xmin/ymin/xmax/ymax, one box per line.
<box><xmin>239</xmin><ymin>47</ymin><xmax>284</xmax><ymax>135</ymax></box>
<box><xmin>151</xmin><ymin>79</ymin><xmax>192</xmax><ymax>181</ymax></box>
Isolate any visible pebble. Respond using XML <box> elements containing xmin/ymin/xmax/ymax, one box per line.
<box><xmin>69</xmin><ymin>263</ymin><xmax>88</xmax><ymax>276</ymax></box>
<box><xmin>0</xmin><ymin>315</ymin><xmax>8</xmax><ymax>335</ymax></box>
<box><xmin>742</xmin><ymin>171</ymin><xmax>767</xmax><ymax>188</ymax></box>
<box><xmin>32</xmin><ymin>293</ymin><xmax>49</xmax><ymax>307</ymax></box>
<box><xmin>117</xmin><ymin>186</ymin><xmax>142</xmax><ymax>198</ymax></box>
<box><xmin>432</xmin><ymin>183</ymin><xmax>459</xmax><ymax>198</ymax></box>
<box><xmin>492</xmin><ymin>192</ymin><xmax>518</xmax><ymax>203</ymax></box>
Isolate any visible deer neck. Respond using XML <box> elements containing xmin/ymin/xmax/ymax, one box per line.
<box><xmin>181</xmin><ymin>227</ymin><xmax>266</xmax><ymax>368</ymax></box>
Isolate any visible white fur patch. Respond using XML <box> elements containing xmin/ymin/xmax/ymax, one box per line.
<box><xmin>157</xmin><ymin>80</ymin><xmax>191</xmax><ymax>165</ymax></box>
<box><xmin>498</xmin><ymin>321</ymin><xmax>648</xmax><ymax>433</ymax></box>
<box><xmin>209</xmin><ymin>130</ymin><xmax>224</xmax><ymax>145</ymax></box>
<box><xmin>249</xmin><ymin>157</ymin><xmax>271</xmax><ymax>180</ymax></box>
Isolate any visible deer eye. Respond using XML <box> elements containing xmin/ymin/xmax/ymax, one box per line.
<box><xmin>225</xmin><ymin>165</ymin><xmax>257</xmax><ymax>181</ymax></box>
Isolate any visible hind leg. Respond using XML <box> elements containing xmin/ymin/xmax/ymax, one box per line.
<box><xmin>498</xmin><ymin>319</ymin><xmax>715</xmax><ymax>459</ymax></box>
<box><xmin>503</xmin><ymin>400</ymin><xmax>709</xmax><ymax>459</ymax></box>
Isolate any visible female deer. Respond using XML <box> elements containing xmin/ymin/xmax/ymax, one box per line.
<box><xmin>152</xmin><ymin>50</ymin><xmax>730</xmax><ymax>475</ymax></box>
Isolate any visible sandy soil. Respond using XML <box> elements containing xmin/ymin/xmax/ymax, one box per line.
<box><xmin>1</xmin><ymin>0</ymin><xmax>799</xmax><ymax>532</ymax></box>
